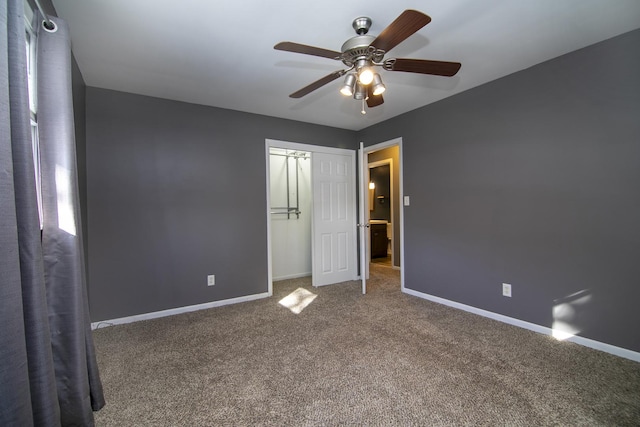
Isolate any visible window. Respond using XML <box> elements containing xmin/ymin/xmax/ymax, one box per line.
<box><xmin>24</xmin><ymin>0</ymin><xmax>43</xmax><ymax>227</ymax></box>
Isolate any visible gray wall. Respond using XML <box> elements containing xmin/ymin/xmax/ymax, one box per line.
<box><xmin>83</xmin><ymin>28</ymin><xmax>639</xmax><ymax>353</ymax></box>
<box><xmin>86</xmin><ymin>88</ymin><xmax>355</xmax><ymax>321</ymax></box>
<box><xmin>358</xmin><ymin>29</ymin><xmax>640</xmax><ymax>352</ymax></box>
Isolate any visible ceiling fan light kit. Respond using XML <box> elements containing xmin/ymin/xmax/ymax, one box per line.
<box><xmin>339</xmin><ymin>73</ymin><xmax>357</xmax><ymax>96</ymax></box>
<box><xmin>274</xmin><ymin>9</ymin><xmax>461</xmax><ymax>113</ymax></box>
<box><xmin>354</xmin><ymin>82</ymin><xmax>367</xmax><ymax>101</ymax></box>
<box><xmin>371</xmin><ymin>73</ymin><xmax>386</xmax><ymax>96</ymax></box>
<box><xmin>356</xmin><ymin>65</ymin><xmax>375</xmax><ymax>85</ymax></box>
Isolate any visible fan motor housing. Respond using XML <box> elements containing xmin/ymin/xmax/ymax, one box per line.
<box><xmin>341</xmin><ymin>35</ymin><xmax>376</xmax><ymax>67</ymax></box>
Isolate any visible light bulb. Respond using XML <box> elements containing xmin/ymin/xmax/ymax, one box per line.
<box><xmin>371</xmin><ymin>73</ymin><xmax>386</xmax><ymax>95</ymax></box>
<box><xmin>339</xmin><ymin>74</ymin><xmax>356</xmax><ymax>96</ymax></box>
<box><xmin>340</xmin><ymin>86</ymin><xmax>353</xmax><ymax>96</ymax></box>
<box><xmin>358</xmin><ymin>67</ymin><xmax>374</xmax><ymax>85</ymax></box>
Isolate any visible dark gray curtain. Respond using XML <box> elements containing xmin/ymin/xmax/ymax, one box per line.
<box><xmin>0</xmin><ymin>0</ymin><xmax>104</xmax><ymax>425</ymax></box>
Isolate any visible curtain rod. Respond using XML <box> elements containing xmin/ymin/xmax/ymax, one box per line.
<box><xmin>33</xmin><ymin>0</ymin><xmax>55</xmax><ymax>30</ymax></box>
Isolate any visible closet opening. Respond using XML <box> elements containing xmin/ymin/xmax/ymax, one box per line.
<box><xmin>265</xmin><ymin>139</ymin><xmax>358</xmax><ymax>296</ymax></box>
<box><xmin>268</xmin><ymin>147</ymin><xmax>312</xmax><ymax>282</ymax></box>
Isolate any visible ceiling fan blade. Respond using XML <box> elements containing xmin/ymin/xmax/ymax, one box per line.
<box><xmin>385</xmin><ymin>58</ymin><xmax>461</xmax><ymax>77</ymax></box>
<box><xmin>366</xmin><ymin>86</ymin><xmax>384</xmax><ymax>107</ymax></box>
<box><xmin>289</xmin><ymin>70</ymin><xmax>345</xmax><ymax>98</ymax></box>
<box><xmin>274</xmin><ymin>41</ymin><xmax>341</xmax><ymax>60</ymax></box>
<box><xmin>370</xmin><ymin>10</ymin><xmax>431</xmax><ymax>53</ymax></box>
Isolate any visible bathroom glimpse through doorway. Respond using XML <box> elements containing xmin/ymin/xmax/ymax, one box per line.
<box><xmin>360</xmin><ymin>137</ymin><xmax>404</xmax><ymax>294</ymax></box>
<box><xmin>369</xmin><ymin>160</ymin><xmax>393</xmax><ymax>268</ymax></box>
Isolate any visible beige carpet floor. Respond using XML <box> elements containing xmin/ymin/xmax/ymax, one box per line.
<box><xmin>92</xmin><ymin>265</ymin><xmax>640</xmax><ymax>426</ymax></box>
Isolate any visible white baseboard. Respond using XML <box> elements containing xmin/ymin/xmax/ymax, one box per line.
<box><xmin>273</xmin><ymin>272</ymin><xmax>311</xmax><ymax>281</ymax></box>
<box><xmin>403</xmin><ymin>288</ymin><xmax>640</xmax><ymax>363</ymax></box>
<box><xmin>91</xmin><ymin>292</ymin><xmax>271</xmax><ymax>330</ymax></box>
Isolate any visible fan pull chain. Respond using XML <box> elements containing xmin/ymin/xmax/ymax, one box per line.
<box><xmin>361</xmin><ymin>98</ymin><xmax>366</xmax><ymax>115</ymax></box>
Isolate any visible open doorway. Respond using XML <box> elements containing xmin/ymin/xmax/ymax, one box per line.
<box><xmin>268</xmin><ymin>147</ymin><xmax>312</xmax><ymax>281</ymax></box>
<box><xmin>359</xmin><ymin>137</ymin><xmax>404</xmax><ymax>293</ymax></box>
<box><xmin>368</xmin><ymin>161</ymin><xmax>393</xmax><ymax>268</ymax></box>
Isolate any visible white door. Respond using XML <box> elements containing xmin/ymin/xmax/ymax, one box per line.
<box><xmin>358</xmin><ymin>143</ymin><xmax>368</xmax><ymax>294</ymax></box>
<box><xmin>312</xmin><ymin>151</ymin><xmax>357</xmax><ymax>286</ymax></box>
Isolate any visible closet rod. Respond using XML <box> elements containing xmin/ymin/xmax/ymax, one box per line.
<box><xmin>270</xmin><ymin>210</ymin><xmax>301</xmax><ymax>215</ymax></box>
<box><xmin>270</xmin><ymin>207</ymin><xmax>301</xmax><ymax>218</ymax></box>
<box><xmin>269</xmin><ymin>152</ymin><xmax>309</xmax><ymax>160</ymax></box>
<box><xmin>34</xmin><ymin>0</ymin><xmax>55</xmax><ymax>30</ymax></box>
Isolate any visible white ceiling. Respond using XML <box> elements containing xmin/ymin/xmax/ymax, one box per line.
<box><xmin>51</xmin><ymin>0</ymin><xmax>640</xmax><ymax>131</ymax></box>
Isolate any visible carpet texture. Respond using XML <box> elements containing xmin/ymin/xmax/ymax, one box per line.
<box><xmin>93</xmin><ymin>265</ymin><xmax>640</xmax><ymax>426</ymax></box>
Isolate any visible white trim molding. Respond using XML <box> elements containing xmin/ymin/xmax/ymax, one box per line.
<box><xmin>403</xmin><ymin>288</ymin><xmax>640</xmax><ymax>363</ymax></box>
<box><xmin>273</xmin><ymin>272</ymin><xmax>312</xmax><ymax>281</ymax></box>
<box><xmin>91</xmin><ymin>292</ymin><xmax>271</xmax><ymax>330</ymax></box>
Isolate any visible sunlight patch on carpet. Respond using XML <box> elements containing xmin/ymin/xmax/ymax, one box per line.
<box><xmin>279</xmin><ymin>288</ymin><xmax>317</xmax><ymax>314</ymax></box>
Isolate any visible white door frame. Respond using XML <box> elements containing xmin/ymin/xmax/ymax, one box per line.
<box><xmin>360</xmin><ymin>137</ymin><xmax>405</xmax><ymax>291</ymax></box>
<box><xmin>265</xmin><ymin>139</ymin><xmax>357</xmax><ymax>295</ymax></box>
<box><xmin>358</xmin><ymin>143</ymin><xmax>368</xmax><ymax>294</ymax></box>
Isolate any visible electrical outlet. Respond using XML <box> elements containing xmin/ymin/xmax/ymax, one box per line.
<box><xmin>207</xmin><ymin>275</ymin><xmax>215</xmax><ymax>286</ymax></box>
<box><xmin>502</xmin><ymin>283</ymin><xmax>512</xmax><ymax>297</ymax></box>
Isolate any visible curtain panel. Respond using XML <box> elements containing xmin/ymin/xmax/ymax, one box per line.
<box><xmin>0</xmin><ymin>1</ymin><xmax>104</xmax><ymax>424</ymax></box>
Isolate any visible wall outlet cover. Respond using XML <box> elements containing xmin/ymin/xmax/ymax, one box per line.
<box><xmin>502</xmin><ymin>283</ymin><xmax>512</xmax><ymax>297</ymax></box>
<box><xmin>207</xmin><ymin>275</ymin><xmax>215</xmax><ymax>286</ymax></box>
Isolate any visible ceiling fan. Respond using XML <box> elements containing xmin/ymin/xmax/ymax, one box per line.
<box><xmin>274</xmin><ymin>9</ymin><xmax>461</xmax><ymax>113</ymax></box>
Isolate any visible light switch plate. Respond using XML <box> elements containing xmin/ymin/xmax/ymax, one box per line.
<box><xmin>404</xmin><ymin>196</ymin><xmax>410</xmax><ymax>206</ymax></box>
